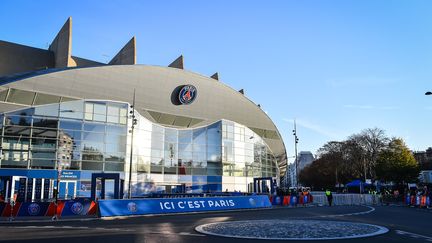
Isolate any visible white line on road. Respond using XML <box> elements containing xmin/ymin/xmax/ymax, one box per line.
<box><xmin>179</xmin><ymin>232</ymin><xmax>206</xmax><ymax>237</ymax></box>
<box><xmin>2</xmin><ymin>225</ymin><xmax>134</xmax><ymax>232</ymax></box>
<box><xmin>395</xmin><ymin>230</ymin><xmax>432</xmax><ymax>242</ymax></box>
<box><xmin>317</xmin><ymin>206</ymin><xmax>376</xmax><ymax>218</ymax></box>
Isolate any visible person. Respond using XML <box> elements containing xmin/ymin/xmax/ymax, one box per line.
<box><xmin>325</xmin><ymin>189</ymin><xmax>333</xmax><ymax>206</ymax></box>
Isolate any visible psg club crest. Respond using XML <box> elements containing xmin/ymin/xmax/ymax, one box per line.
<box><xmin>178</xmin><ymin>85</ymin><xmax>197</xmax><ymax>105</ymax></box>
<box><xmin>127</xmin><ymin>202</ymin><xmax>138</xmax><ymax>213</ymax></box>
<box><xmin>71</xmin><ymin>202</ymin><xmax>84</xmax><ymax>215</ymax></box>
<box><xmin>28</xmin><ymin>203</ymin><xmax>41</xmax><ymax>216</ymax></box>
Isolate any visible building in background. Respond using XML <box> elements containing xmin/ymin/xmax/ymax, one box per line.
<box><xmin>0</xmin><ymin>18</ymin><xmax>287</xmax><ymax>201</ymax></box>
<box><xmin>297</xmin><ymin>151</ymin><xmax>315</xmax><ymax>172</ymax></box>
<box><xmin>414</xmin><ymin>147</ymin><xmax>432</xmax><ymax>184</ymax></box>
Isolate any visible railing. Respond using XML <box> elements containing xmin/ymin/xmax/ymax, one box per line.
<box><xmin>311</xmin><ymin>193</ymin><xmax>381</xmax><ymax>206</ymax></box>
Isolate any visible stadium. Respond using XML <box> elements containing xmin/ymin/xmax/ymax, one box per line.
<box><xmin>0</xmin><ymin>17</ymin><xmax>287</xmax><ymax>202</ymax></box>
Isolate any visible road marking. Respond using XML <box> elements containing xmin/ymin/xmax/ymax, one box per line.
<box><xmin>179</xmin><ymin>232</ymin><xmax>206</xmax><ymax>237</ymax></box>
<box><xmin>316</xmin><ymin>206</ymin><xmax>375</xmax><ymax>218</ymax></box>
<box><xmin>2</xmin><ymin>226</ymin><xmax>134</xmax><ymax>232</ymax></box>
<box><xmin>395</xmin><ymin>230</ymin><xmax>432</xmax><ymax>242</ymax></box>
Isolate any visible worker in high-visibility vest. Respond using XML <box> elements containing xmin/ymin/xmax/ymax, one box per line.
<box><xmin>325</xmin><ymin>189</ymin><xmax>333</xmax><ymax>206</ymax></box>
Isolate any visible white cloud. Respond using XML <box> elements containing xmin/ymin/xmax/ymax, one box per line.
<box><xmin>282</xmin><ymin>118</ymin><xmax>340</xmax><ymax>139</ymax></box>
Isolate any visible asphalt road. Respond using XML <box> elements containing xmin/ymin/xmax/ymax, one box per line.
<box><xmin>0</xmin><ymin>205</ymin><xmax>431</xmax><ymax>243</ymax></box>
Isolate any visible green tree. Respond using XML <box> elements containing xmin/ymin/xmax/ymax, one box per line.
<box><xmin>376</xmin><ymin>138</ymin><xmax>419</xmax><ymax>184</ymax></box>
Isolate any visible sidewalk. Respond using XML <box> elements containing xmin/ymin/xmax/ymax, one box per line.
<box><xmin>0</xmin><ymin>215</ymin><xmax>98</xmax><ymax>223</ymax></box>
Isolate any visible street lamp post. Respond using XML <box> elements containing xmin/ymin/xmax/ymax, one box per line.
<box><xmin>53</xmin><ymin>108</ymin><xmax>74</xmax><ymax>221</ymax></box>
<box><xmin>127</xmin><ymin>89</ymin><xmax>137</xmax><ymax>199</ymax></box>
<box><xmin>292</xmin><ymin>120</ymin><xmax>299</xmax><ymax>188</ymax></box>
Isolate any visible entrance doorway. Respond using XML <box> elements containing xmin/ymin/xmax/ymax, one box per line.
<box><xmin>59</xmin><ymin>181</ymin><xmax>76</xmax><ymax>199</ymax></box>
<box><xmin>91</xmin><ymin>173</ymin><xmax>123</xmax><ymax>200</ymax></box>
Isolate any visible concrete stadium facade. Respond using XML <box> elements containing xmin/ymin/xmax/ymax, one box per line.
<box><xmin>0</xmin><ymin>18</ymin><xmax>286</xmax><ymax>201</ymax></box>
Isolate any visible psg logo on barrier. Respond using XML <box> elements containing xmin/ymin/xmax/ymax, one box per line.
<box><xmin>178</xmin><ymin>85</ymin><xmax>197</xmax><ymax>105</ymax></box>
<box><xmin>71</xmin><ymin>202</ymin><xmax>84</xmax><ymax>215</ymax></box>
<box><xmin>249</xmin><ymin>198</ymin><xmax>256</xmax><ymax>206</ymax></box>
<box><xmin>28</xmin><ymin>203</ymin><xmax>41</xmax><ymax>216</ymax></box>
<box><xmin>127</xmin><ymin>202</ymin><xmax>138</xmax><ymax>213</ymax></box>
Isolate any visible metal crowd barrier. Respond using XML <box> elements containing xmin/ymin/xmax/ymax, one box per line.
<box><xmin>310</xmin><ymin>193</ymin><xmax>381</xmax><ymax>206</ymax></box>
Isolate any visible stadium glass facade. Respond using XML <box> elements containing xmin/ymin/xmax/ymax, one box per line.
<box><xmin>0</xmin><ymin>99</ymin><xmax>278</xmax><ymax>199</ymax></box>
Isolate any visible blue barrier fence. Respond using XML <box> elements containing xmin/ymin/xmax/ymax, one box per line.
<box><xmin>98</xmin><ymin>195</ymin><xmax>271</xmax><ymax>217</ymax></box>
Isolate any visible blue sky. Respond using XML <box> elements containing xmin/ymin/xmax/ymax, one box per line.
<box><xmin>1</xmin><ymin>0</ymin><xmax>432</xmax><ymax>163</ymax></box>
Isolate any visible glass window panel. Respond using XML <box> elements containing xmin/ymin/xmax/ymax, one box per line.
<box><xmin>33</xmin><ymin>117</ymin><xmax>58</xmax><ymax>128</ymax></box>
<box><xmin>105</xmin><ymin>153</ymin><xmax>125</xmax><ymax>162</ymax></box>
<box><xmin>165</xmin><ymin>129</ymin><xmax>177</xmax><ymax>143</ymax></box>
<box><xmin>82</xmin><ymin>161</ymin><xmax>103</xmax><ymax>171</ymax></box>
<box><xmin>107</xmin><ymin>115</ymin><xmax>119</xmax><ymax>124</ymax></box>
<box><xmin>150</xmin><ymin>165</ymin><xmax>163</xmax><ymax>174</ymax></box>
<box><xmin>104</xmin><ymin>162</ymin><xmax>124</xmax><ymax>172</ymax></box>
<box><xmin>105</xmin><ymin>143</ymin><xmax>126</xmax><ymax>153</ymax></box>
<box><xmin>107</xmin><ymin>106</ymin><xmax>119</xmax><ymax>116</ymax></box>
<box><xmin>119</xmin><ymin>116</ymin><xmax>127</xmax><ymax>125</ymax></box>
<box><xmin>60</xmin><ymin>129</ymin><xmax>81</xmax><ymax>141</ymax></box>
<box><xmin>34</xmin><ymin>93</ymin><xmax>61</xmax><ymax>105</ymax></box>
<box><xmin>178</xmin><ymin>165</ymin><xmax>192</xmax><ymax>175</ymax></box>
<box><xmin>207</xmin><ymin>122</ymin><xmax>221</xmax><ymax>145</ymax></box>
<box><xmin>66</xmin><ymin>161</ymin><xmax>81</xmax><ymax>170</ymax></box>
<box><xmin>82</xmin><ymin>153</ymin><xmax>104</xmax><ymax>162</ymax></box>
<box><xmin>82</xmin><ymin>142</ymin><xmax>104</xmax><ymax>153</ymax></box>
<box><xmin>32</xmin><ymin>151</ymin><xmax>56</xmax><ymax>159</ymax></box>
<box><xmin>32</xmin><ymin>128</ymin><xmax>57</xmax><ymax>138</ymax></box>
<box><xmin>193</xmin><ymin>128</ymin><xmax>206</xmax><ymax>145</ymax></box>
<box><xmin>3</xmin><ymin>136</ymin><xmax>30</xmax><ymax>150</ymax></box>
<box><xmin>106</xmin><ymin>124</ymin><xmax>127</xmax><ymax>134</ymax></box>
<box><xmin>120</xmin><ymin>108</ymin><xmax>127</xmax><ymax>117</ymax></box>
<box><xmin>31</xmin><ymin>138</ymin><xmax>56</xmax><ymax>150</ymax></box>
<box><xmin>0</xmin><ymin>158</ymin><xmax>28</xmax><ymax>168</ymax></box>
<box><xmin>119</xmin><ymin>108</ymin><xmax>127</xmax><ymax>124</ymax></box>
<box><xmin>137</xmin><ymin>163</ymin><xmax>150</xmax><ymax>173</ymax></box>
<box><xmin>106</xmin><ymin>133</ymin><xmax>126</xmax><ymax>145</ymax></box>
<box><xmin>193</xmin><ymin>144</ymin><xmax>206</xmax><ymax>153</ymax></box>
<box><xmin>85</xmin><ymin>103</ymin><xmax>93</xmax><ymax>120</ymax></box>
<box><xmin>151</xmin><ymin>149</ymin><xmax>163</xmax><ymax>159</ymax></box>
<box><xmin>5</xmin><ymin>115</ymin><xmax>32</xmax><ymax>126</ymax></box>
<box><xmin>179</xmin><ymin>142</ymin><xmax>193</xmax><ymax>153</ymax></box>
<box><xmin>4</xmin><ymin>126</ymin><xmax>31</xmax><ymax>136</ymax></box>
<box><xmin>83</xmin><ymin>123</ymin><xmax>105</xmax><ymax>133</ymax></box>
<box><xmin>58</xmin><ymin>100</ymin><xmax>84</xmax><ymax>119</ymax></box>
<box><xmin>82</xmin><ymin>132</ymin><xmax>105</xmax><ymax>143</ymax></box>
<box><xmin>0</xmin><ymin>89</ymin><xmax>8</xmax><ymax>101</ymax></box>
<box><xmin>93</xmin><ymin>104</ymin><xmax>106</xmax><ymax>115</ymax></box>
<box><xmin>59</xmin><ymin>120</ymin><xmax>82</xmax><ymax>130</ymax></box>
<box><xmin>6</xmin><ymin>89</ymin><xmax>35</xmax><ymax>105</ymax></box>
<box><xmin>94</xmin><ymin>114</ymin><xmax>106</xmax><ymax>122</ymax></box>
<box><xmin>207</xmin><ymin>145</ymin><xmax>222</xmax><ymax>162</ymax></box>
<box><xmin>178</xmin><ymin>130</ymin><xmax>192</xmax><ymax>144</ymax></box>
<box><xmin>34</xmin><ymin>103</ymin><xmax>60</xmax><ymax>117</ymax></box>
<box><xmin>151</xmin><ymin>157</ymin><xmax>163</xmax><ymax>165</ymax></box>
<box><xmin>207</xmin><ymin>161</ymin><xmax>222</xmax><ymax>176</ymax></box>
<box><xmin>164</xmin><ymin>166</ymin><xmax>177</xmax><ymax>175</ymax></box>
<box><xmin>31</xmin><ymin>159</ymin><xmax>55</xmax><ymax>169</ymax></box>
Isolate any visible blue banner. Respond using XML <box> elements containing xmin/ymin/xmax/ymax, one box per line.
<box><xmin>98</xmin><ymin>195</ymin><xmax>271</xmax><ymax>217</ymax></box>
